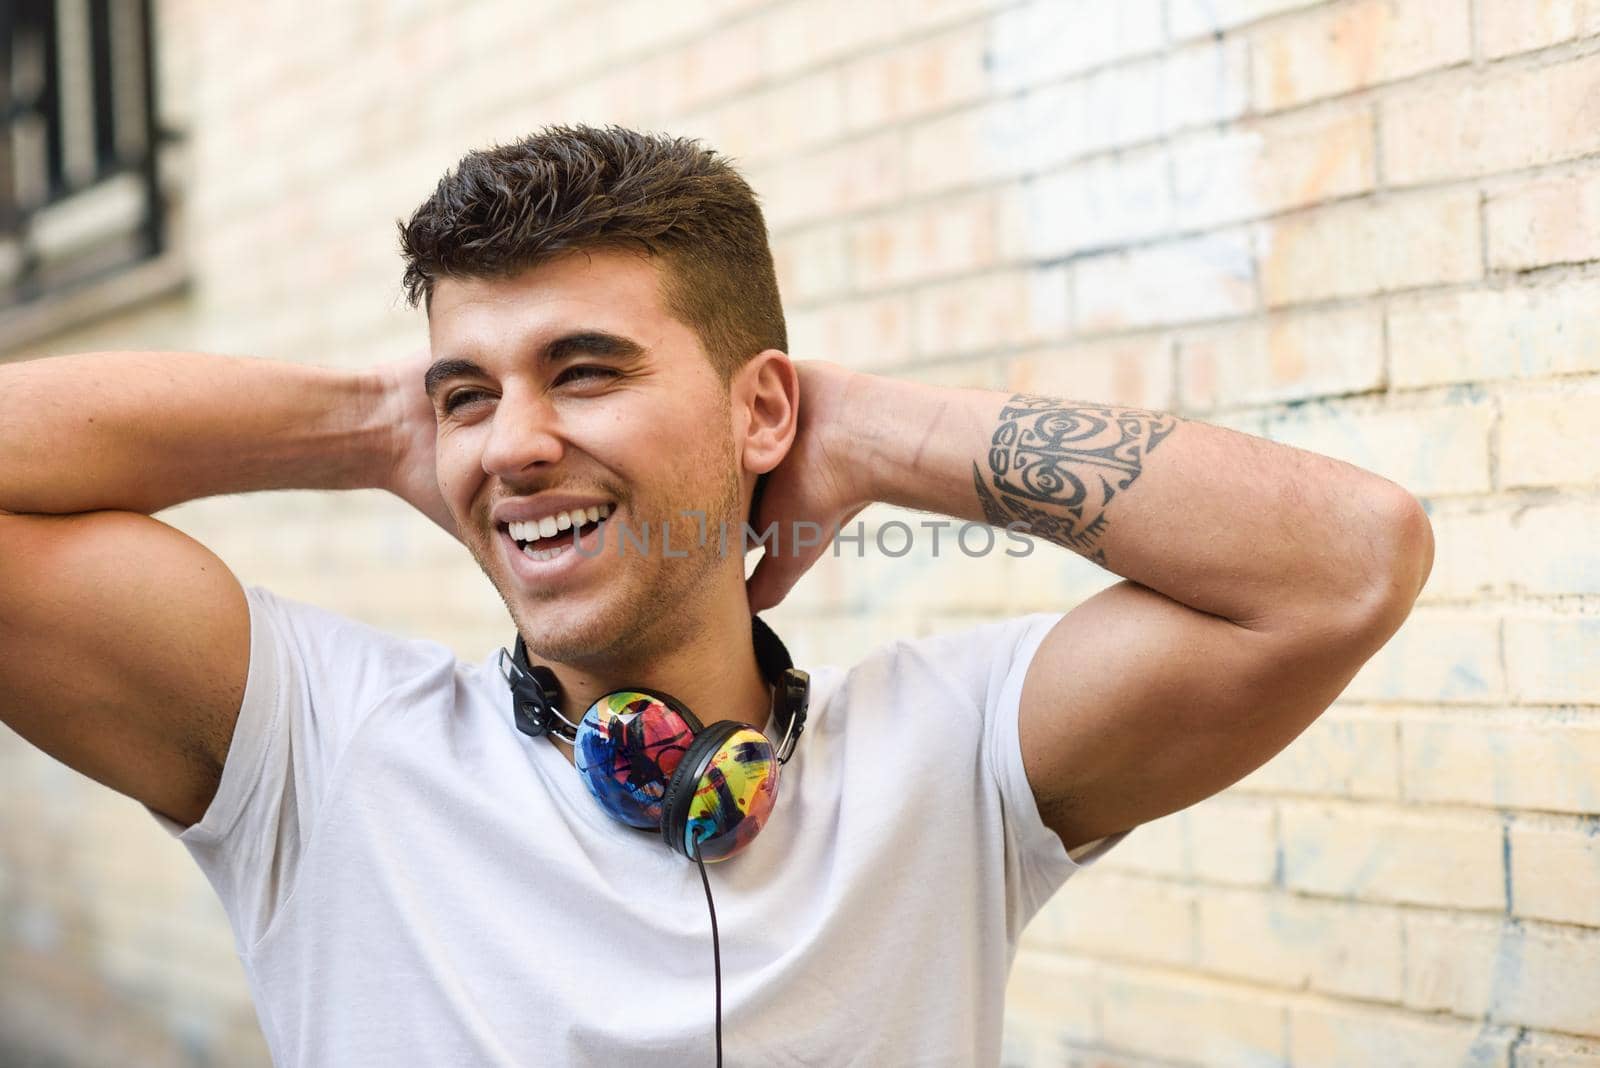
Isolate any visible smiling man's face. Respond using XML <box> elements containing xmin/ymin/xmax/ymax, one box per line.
<box><xmin>425</xmin><ymin>248</ymin><xmax>747</xmax><ymax>668</ymax></box>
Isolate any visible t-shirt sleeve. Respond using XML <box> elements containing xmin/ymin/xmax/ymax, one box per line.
<box><xmin>983</xmin><ymin>612</ymin><xmax>1129</xmax><ymax>943</ymax></box>
<box><xmin>892</xmin><ymin>612</ymin><xmax>1130</xmax><ymax>943</ymax></box>
<box><xmin>148</xmin><ymin>584</ymin><xmax>458</xmax><ymax>948</ymax></box>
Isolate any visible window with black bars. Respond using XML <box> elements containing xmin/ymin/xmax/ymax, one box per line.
<box><xmin>1</xmin><ymin>0</ymin><xmax>164</xmax><ymax>307</ymax></box>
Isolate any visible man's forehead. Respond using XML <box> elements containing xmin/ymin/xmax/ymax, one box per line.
<box><xmin>429</xmin><ymin>249</ymin><xmax>667</xmax><ymax>318</ymax></box>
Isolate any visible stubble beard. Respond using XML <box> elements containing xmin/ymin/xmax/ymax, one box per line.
<box><xmin>489</xmin><ymin>433</ymin><xmax>746</xmax><ymax>670</ymax></box>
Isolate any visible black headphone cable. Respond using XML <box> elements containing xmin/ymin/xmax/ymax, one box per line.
<box><xmin>691</xmin><ymin>837</ymin><xmax>723</xmax><ymax>1068</ymax></box>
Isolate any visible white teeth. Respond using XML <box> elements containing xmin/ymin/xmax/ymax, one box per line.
<box><xmin>508</xmin><ymin>504</ymin><xmax>612</xmax><ymax>547</ymax></box>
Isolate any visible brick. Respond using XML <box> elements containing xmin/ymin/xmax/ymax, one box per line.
<box><xmin>1236</xmin><ymin>709</ymin><xmax>1400</xmax><ymax>800</ymax></box>
<box><xmin>1512</xmin><ymin>504</ymin><xmax>1600</xmax><ymax>596</ymax></box>
<box><xmin>1031</xmin><ymin>873</ymin><xmax>1196</xmax><ymax>967</ymax></box>
<box><xmin>772</xmin><ymin>225</ymin><xmax>852</xmax><ymax>306</ymax></box>
<box><xmin>757</xmin><ymin>0</ymin><xmax>902</xmax><ymax>81</ymax></box>
<box><xmin>1389</xmin><ymin>281</ymin><xmax>1600</xmax><ymax>388</ymax></box>
<box><xmin>905</xmin><ymin>108</ymin><xmax>989</xmax><ymax>198</ymax></box>
<box><xmin>1000</xmin><ymin>148</ymin><xmax>1173</xmax><ymax>262</ymax></box>
<box><xmin>784</xmin><ymin>293</ymin><xmax>914</xmax><ymax>372</ymax></box>
<box><xmin>1281</xmin><ymin>802</ymin><xmax>1505</xmax><ymax>909</ymax></box>
<box><xmin>1422</xmin><ymin>508</ymin><xmax>1515</xmax><ymax>600</ymax></box>
<box><xmin>1515</xmin><ymin>1035</ymin><xmax>1600</xmax><ymax>1068</ymax></box>
<box><xmin>1345</xmin><ymin>610</ymin><xmax>1504</xmax><ymax>703</ymax></box>
<box><xmin>821</xmin><ymin>517</ymin><xmax>1017</xmax><ymax>616</ymax></box>
<box><xmin>1479</xmin><ymin>0</ymin><xmax>1600</xmax><ymax>60</ymax></box>
<box><xmin>1173</xmin><ymin>106</ymin><xmax>1376</xmax><ymax>230</ymax></box>
<box><xmin>1003</xmin><ymin>951</ymin><xmax>1098</xmax><ymax>1047</ymax></box>
<box><xmin>1168</xmin><ymin>0</ymin><xmax>1322</xmax><ymax>38</ymax></box>
<box><xmin>839</xmin><ymin>24</ymin><xmax>989</xmax><ymax>135</ymax></box>
<box><xmin>1499</xmin><ymin>391</ymin><xmax>1600</xmax><ymax>490</ymax></box>
<box><xmin>1406</xmin><ymin>913</ymin><xmax>1600</xmax><ymax>1037</ymax></box>
<box><xmin>1487</xmin><ymin>171</ymin><xmax>1600</xmax><ymax>272</ymax></box>
<box><xmin>897</xmin><ymin>355</ymin><xmax>1004</xmax><ymax>391</ymax></box>
<box><xmin>912</xmin><ymin>266</ymin><xmax>1071</xmax><ymax>360</ymax></box>
<box><xmin>1178</xmin><ymin>305</ymin><xmax>1384</xmax><ymax>411</ymax></box>
<box><xmin>1505</xmin><ymin>617</ymin><xmax>1600</xmax><ymax>705</ymax></box>
<box><xmin>1057</xmin><ymin>797</ymin><xmax>1275</xmax><ymax>886</ymax></box>
<box><xmin>1075</xmin><ymin>230</ymin><xmax>1257</xmax><ymax>333</ymax></box>
<box><xmin>1162</xmin><ymin>36</ymin><xmax>1251</xmax><ymax>131</ymax></box>
<box><xmin>1290</xmin><ymin>1002</ymin><xmax>1513</xmax><ymax>1068</ymax></box>
<box><xmin>1099</xmin><ymin>966</ymin><xmax>1288</xmax><ymax>1066</ymax></box>
<box><xmin>1005</xmin><ymin>538</ymin><xmax>1120</xmax><ymax>613</ymax></box>
<box><xmin>668</xmin><ymin>17</ymin><xmax>769</xmax><ymax>110</ymax></box>
<box><xmin>985</xmin><ymin>0</ymin><xmax>1164</xmax><ymax>93</ymax></box>
<box><xmin>850</xmin><ymin>191</ymin><xmax>1001</xmax><ymax>291</ymax></box>
<box><xmin>1262</xmin><ymin>401</ymin><xmax>1492</xmax><ymax>498</ymax></box>
<box><xmin>1004</xmin><ymin>334</ymin><xmax>1176</xmax><ymax>411</ymax></box>
<box><xmin>920</xmin><ymin>61</ymin><xmax>1170</xmax><ymax>197</ymax></box>
<box><xmin>1383</xmin><ymin>52</ymin><xmax>1600</xmax><ymax>186</ymax></box>
<box><xmin>756</xmin><ymin>129</ymin><xmax>906</xmax><ymax>231</ymax></box>
<box><xmin>597</xmin><ymin>0</ymin><xmax>722</xmax><ymax>57</ymax></box>
<box><xmin>1188</xmin><ymin>796</ymin><xmax>1279</xmax><ymax>887</ymax></box>
<box><xmin>1402</xmin><ymin>711</ymin><xmax>1600</xmax><ymax>815</ymax></box>
<box><xmin>1251</xmin><ymin>0</ymin><xmax>1472</xmax><ymax>112</ymax></box>
<box><xmin>1195</xmin><ymin>889</ymin><xmax>1404</xmax><ymax>1000</ymax></box>
<box><xmin>1260</xmin><ymin>189</ymin><xmax>1481</xmax><ymax>307</ymax></box>
<box><xmin>694</xmin><ymin>68</ymin><xmax>845</xmax><ymax>168</ymax></box>
<box><xmin>1510</xmin><ymin>817</ymin><xmax>1600</xmax><ymax>927</ymax></box>
<box><xmin>1092</xmin><ymin>809</ymin><xmax>1189</xmax><ymax>879</ymax></box>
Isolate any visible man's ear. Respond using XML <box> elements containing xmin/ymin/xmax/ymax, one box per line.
<box><xmin>732</xmin><ymin>351</ymin><xmax>799</xmax><ymax>512</ymax></box>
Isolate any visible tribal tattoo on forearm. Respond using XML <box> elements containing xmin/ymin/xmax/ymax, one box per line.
<box><xmin>973</xmin><ymin>394</ymin><xmax>1179</xmax><ymax>564</ymax></box>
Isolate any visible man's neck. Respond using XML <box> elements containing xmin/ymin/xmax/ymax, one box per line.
<box><xmin>533</xmin><ymin>598</ymin><xmax>776</xmax><ymax>768</ymax></box>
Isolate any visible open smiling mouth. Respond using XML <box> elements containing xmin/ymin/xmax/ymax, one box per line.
<box><xmin>503</xmin><ymin>503</ymin><xmax>613</xmax><ymax>561</ymax></box>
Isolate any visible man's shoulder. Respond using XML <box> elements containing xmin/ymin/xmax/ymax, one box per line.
<box><xmin>241</xmin><ymin>583</ymin><xmax>476</xmax><ymax>695</ymax></box>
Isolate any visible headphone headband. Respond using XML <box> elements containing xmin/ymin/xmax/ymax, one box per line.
<box><xmin>498</xmin><ymin>617</ymin><xmax>809</xmax><ymax>762</ymax></box>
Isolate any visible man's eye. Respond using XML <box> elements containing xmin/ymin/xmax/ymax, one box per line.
<box><xmin>555</xmin><ymin>365</ymin><xmax>618</xmax><ymax>386</ymax></box>
<box><xmin>442</xmin><ymin>389</ymin><xmax>490</xmax><ymax>413</ymax></box>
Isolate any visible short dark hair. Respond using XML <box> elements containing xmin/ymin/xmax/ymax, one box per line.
<box><xmin>398</xmin><ymin>124</ymin><xmax>787</xmax><ymax>380</ymax></box>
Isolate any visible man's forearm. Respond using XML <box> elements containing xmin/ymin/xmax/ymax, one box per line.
<box><xmin>833</xmin><ymin>370</ymin><xmax>1432</xmax><ymax>631</ymax></box>
<box><xmin>0</xmin><ymin>351</ymin><xmax>395</xmax><ymax>517</ymax></box>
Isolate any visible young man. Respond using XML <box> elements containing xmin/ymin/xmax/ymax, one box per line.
<box><xmin>0</xmin><ymin>126</ymin><xmax>1432</xmax><ymax>1066</ymax></box>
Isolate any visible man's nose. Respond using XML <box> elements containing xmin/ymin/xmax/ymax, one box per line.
<box><xmin>480</xmin><ymin>388</ymin><xmax>565</xmax><ymax>478</ymax></box>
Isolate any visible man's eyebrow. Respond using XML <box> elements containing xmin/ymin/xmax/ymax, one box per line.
<box><xmin>423</xmin><ymin>357</ymin><xmax>486</xmax><ymax>400</ymax></box>
<box><xmin>423</xmin><ymin>331</ymin><xmax>646</xmax><ymax>399</ymax></box>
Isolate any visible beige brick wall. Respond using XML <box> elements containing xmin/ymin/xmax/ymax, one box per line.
<box><xmin>0</xmin><ymin>0</ymin><xmax>1596</xmax><ymax>1064</ymax></box>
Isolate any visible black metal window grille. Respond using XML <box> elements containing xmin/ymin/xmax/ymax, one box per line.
<box><xmin>1</xmin><ymin>0</ymin><xmax>163</xmax><ymax>306</ymax></box>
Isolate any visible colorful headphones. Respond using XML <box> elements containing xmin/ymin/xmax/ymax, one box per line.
<box><xmin>498</xmin><ymin>617</ymin><xmax>809</xmax><ymax>862</ymax></box>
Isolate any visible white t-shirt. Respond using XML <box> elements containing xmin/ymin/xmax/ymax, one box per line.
<box><xmin>158</xmin><ymin>585</ymin><xmax>1124</xmax><ymax>1066</ymax></box>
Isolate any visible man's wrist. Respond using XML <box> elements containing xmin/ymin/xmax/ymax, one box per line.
<box><xmin>807</xmin><ymin>360</ymin><xmax>883</xmax><ymax>511</ymax></box>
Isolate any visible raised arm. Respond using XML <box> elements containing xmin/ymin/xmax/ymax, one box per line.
<box><xmin>750</xmin><ymin>359</ymin><xmax>1433</xmax><ymax>852</ymax></box>
<box><xmin>0</xmin><ymin>349</ymin><xmax>440</xmax><ymax>826</ymax></box>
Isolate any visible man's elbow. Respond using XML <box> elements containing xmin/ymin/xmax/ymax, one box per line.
<box><xmin>1347</xmin><ymin>486</ymin><xmax>1434</xmax><ymax>642</ymax></box>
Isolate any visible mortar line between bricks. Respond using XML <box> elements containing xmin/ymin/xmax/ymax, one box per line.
<box><xmin>1508</xmin><ymin>1026</ymin><xmax>1530</xmax><ymax>1068</ymax></box>
<box><xmin>1069</xmin><ymin>954</ymin><xmax>1600</xmax><ymax>1044</ymax></box>
<box><xmin>1184</xmin><ymin>368</ymin><xmax>1600</xmax><ymax>424</ymax></box>
<box><xmin>1502</xmin><ymin>818</ymin><xmax>1515</xmax><ymax>917</ymax></box>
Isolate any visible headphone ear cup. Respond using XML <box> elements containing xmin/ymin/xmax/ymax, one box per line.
<box><xmin>660</xmin><ymin>720</ymin><xmax>781</xmax><ymax>862</ymax></box>
<box><xmin>575</xmin><ymin>691</ymin><xmax>703</xmax><ymax>830</ymax></box>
